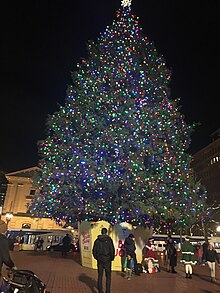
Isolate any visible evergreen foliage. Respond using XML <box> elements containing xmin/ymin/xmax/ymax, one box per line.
<box><xmin>30</xmin><ymin>3</ymin><xmax>206</xmax><ymax>230</ymax></box>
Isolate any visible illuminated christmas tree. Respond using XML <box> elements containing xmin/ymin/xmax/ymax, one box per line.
<box><xmin>30</xmin><ymin>0</ymin><xmax>206</xmax><ymax>230</ymax></box>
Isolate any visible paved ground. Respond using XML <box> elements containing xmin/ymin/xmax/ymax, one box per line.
<box><xmin>2</xmin><ymin>251</ymin><xmax>220</xmax><ymax>293</ymax></box>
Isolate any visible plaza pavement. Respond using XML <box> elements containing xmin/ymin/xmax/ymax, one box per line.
<box><xmin>3</xmin><ymin>251</ymin><xmax>220</xmax><ymax>293</ymax></box>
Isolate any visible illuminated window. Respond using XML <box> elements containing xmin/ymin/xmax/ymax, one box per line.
<box><xmin>26</xmin><ymin>195</ymin><xmax>33</xmax><ymax>200</ymax></box>
<box><xmin>211</xmin><ymin>156</ymin><xmax>220</xmax><ymax>164</ymax></box>
<box><xmin>22</xmin><ymin>223</ymin><xmax>31</xmax><ymax>229</ymax></box>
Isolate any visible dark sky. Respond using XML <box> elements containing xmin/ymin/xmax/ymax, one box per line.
<box><xmin>0</xmin><ymin>0</ymin><xmax>219</xmax><ymax>172</ymax></box>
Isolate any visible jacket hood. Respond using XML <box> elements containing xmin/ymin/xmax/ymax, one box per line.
<box><xmin>98</xmin><ymin>235</ymin><xmax>110</xmax><ymax>242</ymax></box>
<box><xmin>125</xmin><ymin>237</ymin><xmax>134</xmax><ymax>245</ymax></box>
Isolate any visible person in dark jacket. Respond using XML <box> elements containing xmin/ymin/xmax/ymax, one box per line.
<box><xmin>62</xmin><ymin>233</ymin><xmax>71</xmax><ymax>256</ymax></box>
<box><xmin>124</xmin><ymin>233</ymin><xmax>139</xmax><ymax>275</ymax></box>
<box><xmin>202</xmin><ymin>239</ymin><xmax>208</xmax><ymax>264</ymax></box>
<box><xmin>0</xmin><ymin>220</ymin><xmax>15</xmax><ymax>283</ymax></box>
<box><xmin>204</xmin><ymin>242</ymin><xmax>220</xmax><ymax>282</ymax></box>
<box><xmin>168</xmin><ymin>239</ymin><xmax>177</xmax><ymax>273</ymax></box>
<box><xmin>92</xmin><ymin>228</ymin><xmax>115</xmax><ymax>293</ymax></box>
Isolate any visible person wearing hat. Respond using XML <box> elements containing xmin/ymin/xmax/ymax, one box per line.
<box><xmin>203</xmin><ymin>242</ymin><xmax>220</xmax><ymax>282</ymax></box>
<box><xmin>143</xmin><ymin>238</ymin><xmax>159</xmax><ymax>273</ymax></box>
<box><xmin>124</xmin><ymin>233</ymin><xmax>139</xmax><ymax>275</ymax></box>
<box><xmin>0</xmin><ymin>220</ymin><xmax>15</xmax><ymax>278</ymax></box>
<box><xmin>180</xmin><ymin>236</ymin><xmax>196</xmax><ymax>278</ymax></box>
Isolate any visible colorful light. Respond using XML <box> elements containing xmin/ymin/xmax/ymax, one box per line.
<box><xmin>30</xmin><ymin>3</ymin><xmax>206</xmax><ymax>231</ymax></box>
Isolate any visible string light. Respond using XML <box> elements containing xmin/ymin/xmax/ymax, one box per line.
<box><xmin>30</xmin><ymin>3</ymin><xmax>206</xmax><ymax>231</ymax></box>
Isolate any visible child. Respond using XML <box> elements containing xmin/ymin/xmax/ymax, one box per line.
<box><xmin>197</xmin><ymin>243</ymin><xmax>203</xmax><ymax>265</ymax></box>
<box><xmin>123</xmin><ymin>254</ymin><xmax>134</xmax><ymax>280</ymax></box>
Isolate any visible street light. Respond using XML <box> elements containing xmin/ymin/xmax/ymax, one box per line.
<box><xmin>216</xmin><ymin>225</ymin><xmax>220</xmax><ymax>233</ymax></box>
<box><xmin>5</xmin><ymin>212</ymin><xmax>13</xmax><ymax>227</ymax></box>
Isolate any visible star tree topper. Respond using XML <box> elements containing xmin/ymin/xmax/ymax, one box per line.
<box><xmin>121</xmin><ymin>0</ymin><xmax>132</xmax><ymax>8</ymax></box>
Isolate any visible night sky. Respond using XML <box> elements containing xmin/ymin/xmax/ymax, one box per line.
<box><xmin>0</xmin><ymin>0</ymin><xmax>219</xmax><ymax>172</ymax></box>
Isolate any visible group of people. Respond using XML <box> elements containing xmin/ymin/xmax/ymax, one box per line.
<box><xmin>1</xmin><ymin>220</ymin><xmax>220</xmax><ymax>293</ymax></box>
<box><xmin>165</xmin><ymin>235</ymin><xmax>220</xmax><ymax>282</ymax></box>
<box><xmin>123</xmin><ymin>234</ymin><xmax>160</xmax><ymax>277</ymax></box>
<box><xmin>92</xmin><ymin>231</ymin><xmax>159</xmax><ymax>293</ymax></box>
<box><xmin>92</xmin><ymin>229</ymin><xmax>220</xmax><ymax>293</ymax></box>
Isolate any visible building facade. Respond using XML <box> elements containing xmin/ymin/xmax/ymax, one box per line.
<box><xmin>0</xmin><ymin>171</ymin><xmax>7</xmax><ymax>215</ymax></box>
<box><xmin>1</xmin><ymin>167</ymin><xmax>63</xmax><ymax>230</ymax></box>
<box><xmin>192</xmin><ymin>133</ymin><xmax>220</xmax><ymax>205</ymax></box>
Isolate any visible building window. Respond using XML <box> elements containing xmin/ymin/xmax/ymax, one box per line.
<box><xmin>210</xmin><ymin>156</ymin><xmax>220</xmax><ymax>165</ymax></box>
<box><xmin>22</xmin><ymin>223</ymin><xmax>31</xmax><ymax>229</ymax></box>
<box><xmin>29</xmin><ymin>190</ymin><xmax>36</xmax><ymax>195</ymax></box>
<box><xmin>26</xmin><ymin>195</ymin><xmax>33</xmax><ymax>200</ymax></box>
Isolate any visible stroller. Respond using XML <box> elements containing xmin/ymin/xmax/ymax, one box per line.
<box><xmin>1</xmin><ymin>268</ymin><xmax>49</xmax><ymax>293</ymax></box>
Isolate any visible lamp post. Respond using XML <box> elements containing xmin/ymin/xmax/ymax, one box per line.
<box><xmin>5</xmin><ymin>212</ymin><xmax>13</xmax><ymax>227</ymax></box>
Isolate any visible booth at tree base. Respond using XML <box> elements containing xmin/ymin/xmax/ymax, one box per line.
<box><xmin>79</xmin><ymin>221</ymin><xmax>152</xmax><ymax>271</ymax></box>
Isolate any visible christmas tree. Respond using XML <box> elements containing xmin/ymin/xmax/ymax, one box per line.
<box><xmin>30</xmin><ymin>0</ymin><xmax>206</xmax><ymax>230</ymax></box>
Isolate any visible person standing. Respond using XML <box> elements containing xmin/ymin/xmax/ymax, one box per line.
<box><xmin>0</xmin><ymin>220</ymin><xmax>15</xmax><ymax>285</ymax></box>
<box><xmin>202</xmin><ymin>239</ymin><xmax>209</xmax><ymax>265</ymax></box>
<box><xmin>34</xmin><ymin>237</ymin><xmax>40</xmax><ymax>251</ymax></box>
<box><xmin>124</xmin><ymin>233</ymin><xmax>139</xmax><ymax>275</ymax></box>
<box><xmin>204</xmin><ymin>242</ymin><xmax>220</xmax><ymax>282</ymax></box>
<box><xmin>62</xmin><ymin>233</ymin><xmax>71</xmax><ymax>256</ymax></box>
<box><xmin>123</xmin><ymin>254</ymin><xmax>134</xmax><ymax>280</ymax></box>
<box><xmin>19</xmin><ymin>236</ymin><xmax>24</xmax><ymax>251</ymax></box>
<box><xmin>197</xmin><ymin>243</ymin><xmax>203</xmax><ymax>265</ymax></box>
<box><xmin>180</xmin><ymin>236</ymin><xmax>197</xmax><ymax>278</ymax></box>
<box><xmin>168</xmin><ymin>240</ymin><xmax>177</xmax><ymax>274</ymax></box>
<box><xmin>92</xmin><ymin>228</ymin><xmax>115</xmax><ymax>293</ymax></box>
<box><xmin>39</xmin><ymin>237</ymin><xmax>44</xmax><ymax>250</ymax></box>
<box><xmin>165</xmin><ymin>234</ymin><xmax>172</xmax><ymax>270</ymax></box>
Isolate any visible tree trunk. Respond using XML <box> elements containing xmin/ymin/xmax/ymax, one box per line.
<box><xmin>201</xmin><ymin>221</ymin><xmax>208</xmax><ymax>240</ymax></box>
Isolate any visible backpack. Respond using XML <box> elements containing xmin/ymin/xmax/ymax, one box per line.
<box><xmin>93</xmin><ymin>237</ymin><xmax>113</xmax><ymax>261</ymax></box>
<box><xmin>135</xmin><ymin>263</ymin><xmax>143</xmax><ymax>274</ymax></box>
<box><xmin>98</xmin><ymin>240</ymin><xmax>111</xmax><ymax>257</ymax></box>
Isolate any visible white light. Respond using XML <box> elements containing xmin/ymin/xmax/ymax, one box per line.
<box><xmin>5</xmin><ymin>212</ymin><xmax>13</xmax><ymax>226</ymax></box>
<box><xmin>6</xmin><ymin>212</ymin><xmax>13</xmax><ymax>220</ymax></box>
<box><xmin>121</xmin><ymin>0</ymin><xmax>132</xmax><ymax>8</ymax></box>
<box><xmin>216</xmin><ymin>226</ymin><xmax>220</xmax><ymax>232</ymax></box>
